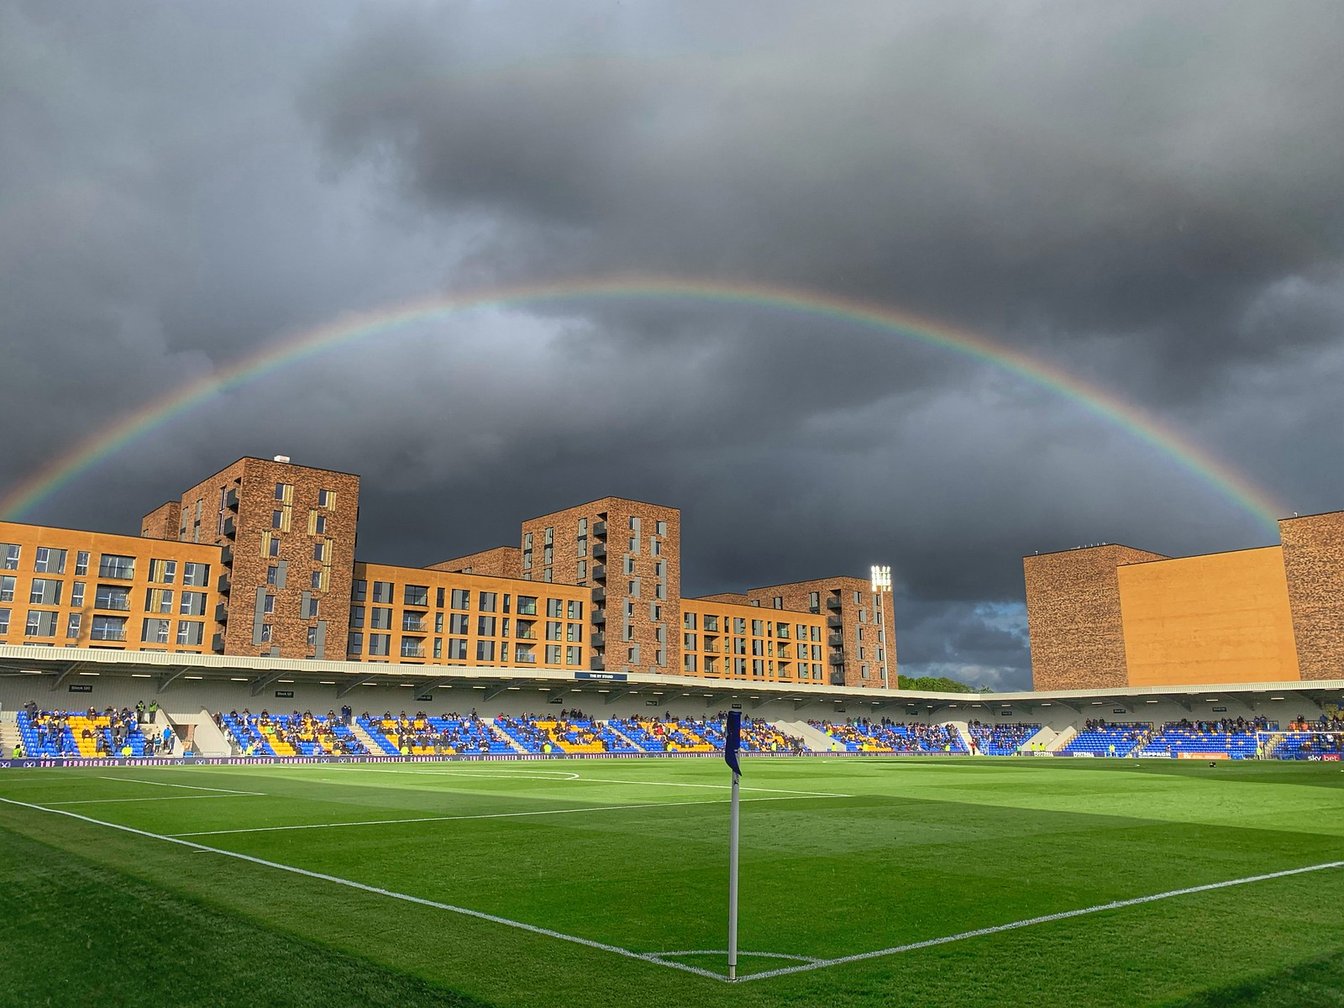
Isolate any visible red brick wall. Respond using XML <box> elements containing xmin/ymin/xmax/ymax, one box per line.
<box><xmin>429</xmin><ymin>546</ymin><xmax>522</xmax><ymax>579</ymax></box>
<box><xmin>1024</xmin><ymin>544</ymin><xmax>1166</xmax><ymax>690</ymax></box>
<box><xmin>139</xmin><ymin>501</ymin><xmax>181</xmax><ymax>540</ymax></box>
<box><xmin>1280</xmin><ymin>511</ymin><xmax>1344</xmax><ymax>681</ymax></box>
<box><xmin>522</xmin><ymin>498</ymin><xmax>680</xmax><ymax>676</ymax></box>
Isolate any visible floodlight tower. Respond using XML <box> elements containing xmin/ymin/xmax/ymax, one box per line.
<box><xmin>870</xmin><ymin>564</ymin><xmax>892</xmax><ymax>687</ymax></box>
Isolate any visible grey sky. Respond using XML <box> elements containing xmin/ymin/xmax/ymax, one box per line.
<box><xmin>3</xmin><ymin>1</ymin><xmax>1342</xmax><ymax>688</ymax></box>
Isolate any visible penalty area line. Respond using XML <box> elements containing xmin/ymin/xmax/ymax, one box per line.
<box><xmin>737</xmin><ymin>859</ymin><xmax>1344</xmax><ymax>983</ymax></box>
<box><xmin>0</xmin><ymin>796</ymin><xmax>726</xmax><ymax>982</ymax></box>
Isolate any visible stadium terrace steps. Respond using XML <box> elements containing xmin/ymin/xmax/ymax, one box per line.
<box><xmin>603</xmin><ymin>721</ymin><xmax>645</xmax><ymax>752</ymax></box>
<box><xmin>485</xmin><ymin>720</ymin><xmax>530</xmax><ymax>754</ymax></box>
<box><xmin>775</xmin><ymin>719</ymin><xmax>836</xmax><ymax>752</ymax></box>
<box><xmin>1047</xmin><ymin>726</ymin><xmax>1077</xmax><ymax>752</ymax></box>
<box><xmin>191</xmin><ymin>708</ymin><xmax>231</xmax><ymax>757</ymax></box>
<box><xmin>1058</xmin><ymin>723</ymin><xmax>1151</xmax><ymax>757</ymax></box>
<box><xmin>348</xmin><ymin>719</ymin><xmax>386</xmax><ymax>755</ymax></box>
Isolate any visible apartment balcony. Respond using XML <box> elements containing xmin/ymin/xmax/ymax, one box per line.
<box><xmin>591</xmin><ymin>609</ymin><xmax>605</xmax><ymax>625</ymax></box>
<box><xmin>830</xmin><ymin>671</ymin><xmax>847</xmax><ymax>686</ymax></box>
<box><xmin>215</xmin><ymin>602</ymin><xmax>229</xmax><ymax>623</ymax></box>
<box><xmin>827</xmin><ymin>615</ymin><xmax>843</xmax><ymax>629</ymax></box>
<box><xmin>217</xmin><ymin>574</ymin><xmax>231</xmax><ymax>595</ymax></box>
<box><xmin>592</xmin><ymin>564</ymin><xmax>606</xmax><ymax>581</ymax></box>
<box><xmin>591</xmin><ymin>587</ymin><xmax>606</xmax><ymax>604</ymax></box>
<box><xmin>400</xmin><ymin>645</ymin><xmax>426</xmax><ymax>659</ymax></box>
<box><xmin>212</xmin><ymin>633</ymin><xmax>226</xmax><ymax>653</ymax></box>
<box><xmin>90</xmin><ymin>628</ymin><xmax>127</xmax><ymax>642</ymax></box>
<box><xmin>221</xmin><ymin>516</ymin><xmax>236</xmax><ymax>539</ymax></box>
<box><xmin>221</xmin><ymin>545</ymin><xmax>234</xmax><ymax>567</ymax></box>
<box><xmin>828</xmin><ymin>633</ymin><xmax>844</xmax><ymax>648</ymax></box>
<box><xmin>829</xmin><ymin>651</ymin><xmax>845</xmax><ymax>666</ymax></box>
<box><xmin>589</xmin><ymin>656</ymin><xmax>605</xmax><ymax>671</ymax></box>
<box><xmin>401</xmin><ymin>618</ymin><xmax>427</xmax><ymax>633</ymax></box>
<box><xmin>826</xmin><ymin>596</ymin><xmax>842</xmax><ymax>611</ymax></box>
<box><xmin>94</xmin><ymin>597</ymin><xmax>131</xmax><ymax>612</ymax></box>
<box><xmin>592</xmin><ymin>542</ymin><xmax>607</xmax><ymax>560</ymax></box>
<box><xmin>592</xmin><ymin>520</ymin><xmax>606</xmax><ymax>538</ymax></box>
<box><xmin>591</xmin><ymin>632</ymin><xmax>606</xmax><ymax>648</ymax></box>
<box><xmin>515</xmin><ymin>628</ymin><xmax>536</xmax><ymax>640</ymax></box>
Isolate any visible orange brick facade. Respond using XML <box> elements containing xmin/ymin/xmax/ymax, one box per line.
<box><xmin>1026</xmin><ymin>511</ymin><xmax>1344</xmax><ymax>689</ymax></box>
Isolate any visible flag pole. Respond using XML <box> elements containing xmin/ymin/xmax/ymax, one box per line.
<box><xmin>728</xmin><ymin>766</ymin><xmax>740</xmax><ymax>981</ymax></box>
<box><xmin>725</xmin><ymin>709</ymin><xmax>742</xmax><ymax>981</ymax></box>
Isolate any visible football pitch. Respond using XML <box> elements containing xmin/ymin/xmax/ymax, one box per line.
<box><xmin>2</xmin><ymin>757</ymin><xmax>1342</xmax><ymax>1008</ymax></box>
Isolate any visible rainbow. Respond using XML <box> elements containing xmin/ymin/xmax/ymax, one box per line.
<box><xmin>0</xmin><ymin>275</ymin><xmax>1287</xmax><ymax>531</ymax></box>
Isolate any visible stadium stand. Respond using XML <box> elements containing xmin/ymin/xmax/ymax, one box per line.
<box><xmin>361</xmin><ymin>713</ymin><xmax>512</xmax><ymax>755</ymax></box>
<box><xmin>966</xmin><ymin>721</ymin><xmax>1041</xmax><ymax>755</ymax></box>
<box><xmin>812</xmin><ymin>719</ymin><xmax>968</xmax><ymax>754</ymax></box>
<box><xmin>1058</xmin><ymin>721</ymin><xmax>1151</xmax><ymax>757</ymax></box>
<box><xmin>1144</xmin><ymin>719</ymin><xmax>1268</xmax><ymax>760</ymax></box>
<box><xmin>19</xmin><ymin>708</ymin><xmax>153</xmax><ymax>757</ymax></box>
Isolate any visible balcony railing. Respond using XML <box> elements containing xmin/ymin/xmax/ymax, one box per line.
<box><xmin>215</xmin><ymin>603</ymin><xmax>229</xmax><ymax>623</ymax></box>
<box><xmin>591</xmin><ymin>587</ymin><xmax>606</xmax><ymax>604</ymax></box>
<box><xmin>591</xmin><ymin>610</ymin><xmax>605</xmax><ymax>625</ymax></box>
<box><xmin>827</xmin><ymin>615</ymin><xmax>843</xmax><ymax>629</ymax></box>
<box><xmin>592</xmin><ymin>564</ymin><xmax>606</xmax><ymax>581</ymax></box>
<box><xmin>221</xmin><ymin>546</ymin><xmax>234</xmax><ymax>566</ymax></box>
<box><xmin>828</xmin><ymin>633</ymin><xmax>843</xmax><ymax>648</ymax></box>
<box><xmin>90</xmin><ymin>628</ymin><xmax>127</xmax><ymax>641</ymax></box>
<box><xmin>224</xmin><ymin>488</ymin><xmax>239</xmax><ymax>511</ymax></box>
<box><xmin>94</xmin><ymin>597</ymin><xmax>131</xmax><ymax>611</ymax></box>
<box><xmin>826</xmin><ymin>596</ymin><xmax>842</xmax><ymax>611</ymax></box>
<box><xmin>217</xmin><ymin>574</ymin><xmax>231</xmax><ymax>594</ymax></box>
<box><xmin>221</xmin><ymin>516</ymin><xmax>236</xmax><ymax>538</ymax></box>
<box><xmin>400</xmin><ymin>645</ymin><xmax>426</xmax><ymax>659</ymax></box>
<box><xmin>592</xmin><ymin>520</ymin><xmax>606</xmax><ymax>538</ymax></box>
<box><xmin>401</xmin><ymin>618</ymin><xmax>427</xmax><ymax>633</ymax></box>
<box><xmin>592</xmin><ymin>542</ymin><xmax>607</xmax><ymax>560</ymax></box>
<box><xmin>591</xmin><ymin>632</ymin><xmax>606</xmax><ymax>648</ymax></box>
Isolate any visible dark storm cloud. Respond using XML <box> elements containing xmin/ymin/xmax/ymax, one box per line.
<box><xmin>3</xmin><ymin>1</ymin><xmax>1343</xmax><ymax>689</ymax></box>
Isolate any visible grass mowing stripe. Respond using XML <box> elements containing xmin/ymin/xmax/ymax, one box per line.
<box><xmin>94</xmin><ymin>775</ymin><xmax>262</xmax><ymax>794</ymax></box>
<box><xmin>738</xmin><ymin>859</ymin><xmax>1344</xmax><ymax>983</ymax></box>
<box><xmin>47</xmin><ymin>793</ymin><xmax>265</xmax><ymax>805</ymax></box>
<box><xmin>337</xmin><ymin>766</ymin><xmax>852</xmax><ymax>797</ymax></box>
<box><xmin>169</xmin><ymin>792</ymin><xmax>849</xmax><ymax>837</ymax></box>
<box><xmin>0</xmin><ymin>795</ymin><xmax>729</xmax><ymax>983</ymax></box>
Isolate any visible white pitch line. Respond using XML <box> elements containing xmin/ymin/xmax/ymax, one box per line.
<box><xmin>47</xmin><ymin>793</ymin><xmax>265</xmax><ymax>806</ymax></box>
<box><xmin>0</xmin><ymin>796</ymin><xmax>723</xmax><ymax>982</ymax></box>
<box><xmin>170</xmin><ymin>793</ymin><xmax>845</xmax><ymax>838</ymax></box>
<box><xmin>95</xmin><ymin>776</ymin><xmax>260</xmax><ymax>795</ymax></box>
<box><xmin>736</xmin><ymin>859</ymin><xmax>1344</xmax><ymax>983</ymax></box>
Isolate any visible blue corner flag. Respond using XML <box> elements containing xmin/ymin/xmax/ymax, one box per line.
<box><xmin>725</xmin><ymin>710</ymin><xmax>742</xmax><ymax>776</ymax></box>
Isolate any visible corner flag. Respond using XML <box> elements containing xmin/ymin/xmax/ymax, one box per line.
<box><xmin>725</xmin><ymin>710</ymin><xmax>742</xmax><ymax>776</ymax></box>
<box><xmin>725</xmin><ymin>709</ymin><xmax>742</xmax><ymax>980</ymax></box>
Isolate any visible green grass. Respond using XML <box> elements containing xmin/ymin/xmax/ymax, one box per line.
<box><xmin>1</xmin><ymin>757</ymin><xmax>1342</xmax><ymax>1007</ymax></box>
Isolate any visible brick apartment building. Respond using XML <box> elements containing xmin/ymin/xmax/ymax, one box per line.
<box><xmin>0</xmin><ymin>456</ymin><xmax>896</xmax><ymax>688</ymax></box>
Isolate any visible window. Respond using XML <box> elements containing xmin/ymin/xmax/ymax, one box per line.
<box><xmin>0</xmin><ymin>608</ymin><xmax>8</xmax><ymax>634</ymax></box>
<box><xmin>311</xmin><ymin>570</ymin><xmax>322</xmax><ymax>590</ymax></box>
<box><xmin>476</xmin><ymin>640</ymin><xmax>495</xmax><ymax>661</ymax></box>
<box><xmin>94</xmin><ymin>585</ymin><xmax>130</xmax><ymax>610</ymax></box>
<box><xmin>368</xmin><ymin>633</ymin><xmax>390</xmax><ymax>656</ymax></box>
<box><xmin>517</xmin><ymin>595</ymin><xmax>537</xmax><ymax>616</ymax></box>
<box><xmin>546</xmin><ymin>620</ymin><xmax>562</xmax><ymax>641</ymax></box>
<box><xmin>66</xmin><ymin>613</ymin><xmax>82</xmax><ymax>639</ymax></box>
<box><xmin>577</xmin><ymin>559</ymin><xmax>587</xmax><ymax>579</ymax></box>
<box><xmin>149</xmin><ymin>558</ymin><xmax>176</xmax><ymax>583</ymax></box>
<box><xmin>98</xmin><ymin>554</ymin><xmax>135</xmax><ymax>579</ymax></box>
<box><xmin>70</xmin><ymin>582</ymin><xmax>84</xmax><ymax>607</ymax></box>
<box><xmin>433</xmin><ymin>638</ymin><xmax>442</xmax><ymax>659</ymax></box>
<box><xmin>0</xmin><ymin>576</ymin><xmax>13</xmax><ymax>603</ymax></box>
<box><xmin>522</xmin><ymin>548</ymin><xmax>532</xmax><ymax>570</ymax></box>
<box><xmin>656</xmin><ymin>520</ymin><xmax>667</xmax><ymax>536</ymax></box>
<box><xmin>313</xmin><ymin>541</ymin><xmax>326</xmax><ymax>562</ymax></box>
<box><xmin>683</xmin><ymin>654</ymin><xmax>697</xmax><ymax>672</ymax></box>
<box><xmin>683</xmin><ymin>612</ymin><xmax>696</xmax><ymax>630</ymax></box>
<box><xmin>265</xmin><ymin>535</ymin><xmax>280</xmax><ymax>558</ymax></box>
<box><xmin>434</xmin><ymin>612</ymin><xmax>444</xmax><ymax>633</ymax></box>
<box><xmin>544</xmin><ymin>526</ymin><xmax>554</xmax><ymax>545</ymax></box>
<box><xmin>1</xmin><ymin>544</ymin><xmax>19</xmax><ymax>570</ymax></box>
<box><xmin>274</xmin><ymin>482</ymin><xmax>289</xmax><ymax>501</ymax></box>
<box><xmin>370</xmin><ymin>607</ymin><xmax>392</xmax><ymax>630</ymax></box>
<box><xmin>808</xmin><ymin>591</ymin><xmax>820</xmax><ymax>613</ymax></box>
<box><xmin>566</xmin><ymin>646</ymin><xmax>581</xmax><ymax>666</ymax></box>
<box><xmin>514</xmin><ymin>644</ymin><xmax>535</xmax><ymax>664</ymax></box>
<box><xmin>318</xmin><ymin>488</ymin><xmax>334</xmax><ymax>508</ymax></box>
<box><xmin>347</xmin><ymin>631</ymin><xmax>363</xmax><ymax>654</ymax></box>
<box><xmin>177</xmin><ymin>621</ymin><xmax>204</xmax><ymax>646</ymax></box>
<box><xmin>704</xmin><ymin>615</ymin><xmax>718</xmax><ymax>632</ymax></box>
<box><xmin>773</xmin><ymin>596</ymin><xmax>783</xmax><ymax>609</ymax></box>
<box><xmin>684</xmin><ymin>632</ymin><xmax>697</xmax><ymax>649</ymax></box>
<box><xmin>567</xmin><ymin>599</ymin><xmax>583</xmax><ymax>619</ymax></box>
<box><xmin>627</xmin><ymin>645</ymin><xmax>640</xmax><ymax>663</ymax></box>
<box><xmin>566</xmin><ymin>622</ymin><xmax>582</xmax><ymax>642</ymax></box>
<box><xmin>89</xmin><ymin>614</ymin><xmax>124</xmax><ymax>641</ymax></box>
<box><xmin>447</xmin><ymin>638</ymin><xmax>468</xmax><ymax>661</ymax></box>
<box><xmin>404</xmin><ymin>584</ymin><xmax>429</xmax><ymax>607</ymax></box>
<box><xmin>371</xmin><ymin>581</ymin><xmax>393</xmax><ymax>604</ymax></box>
<box><xmin>272</xmin><ymin>509</ymin><xmax>283</xmax><ymax>529</ymax></box>
<box><xmin>145</xmin><ymin>588</ymin><xmax>172</xmax><ymax>614</ymax></box>
<box><xmin>546</xmin><ymin>598</ymin><xmax>563</xmax><ymax>618</ymax></box>
<box><xmin>142</xmin><ymin>618</ymin><xmax>171</xmax><ymax>644</ymax></box>
<box><xmin>478</xmin><ymin>615</ymin><xmax>496</xmax><ymax>636</ymax></box>
<box><xmin>479</xmin><ymin>592</ymin><xmax>497</xmax><ymax>612</ymax></box>
<box><xmin>183</xmin><ymin>562</ymin><xmax>209</xmax><ymax>587</ymax></box>
<box><xmin>651</xmin><ymin>539</ymin><xmax>660</xmax><ymax>556</ymax></box>
<box><xmin>349</xmin><ymin>606</ymin><xmax>365</xmax><ymax>628</ymax></box>
<box><xmin>449</xmin><ymin>613</ymin><xmax>469</xmax><ymax>634</ymax></box>
<box><xmin>34</xmin><ymin>547</ymin><xmax>67</xmax><ymax>574</ymax></box>
<box><xmin>451</xmin><ymin>588</ymin><xmax>469</xmax><ymax>610</ymax></box>
<box><xmin>545</xmin><ymin>644</ymin><xmax>561</xmax><ymax>664</ymax></box>
<box><xmin>312</xmin><ymin>627</ymin><xmax>325</xmax><ymax>651</ymax></box>
<box><xmin>75</xmin><ymin>551</ymin><xmax>89</xmax><ymax>576</ymax></box>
